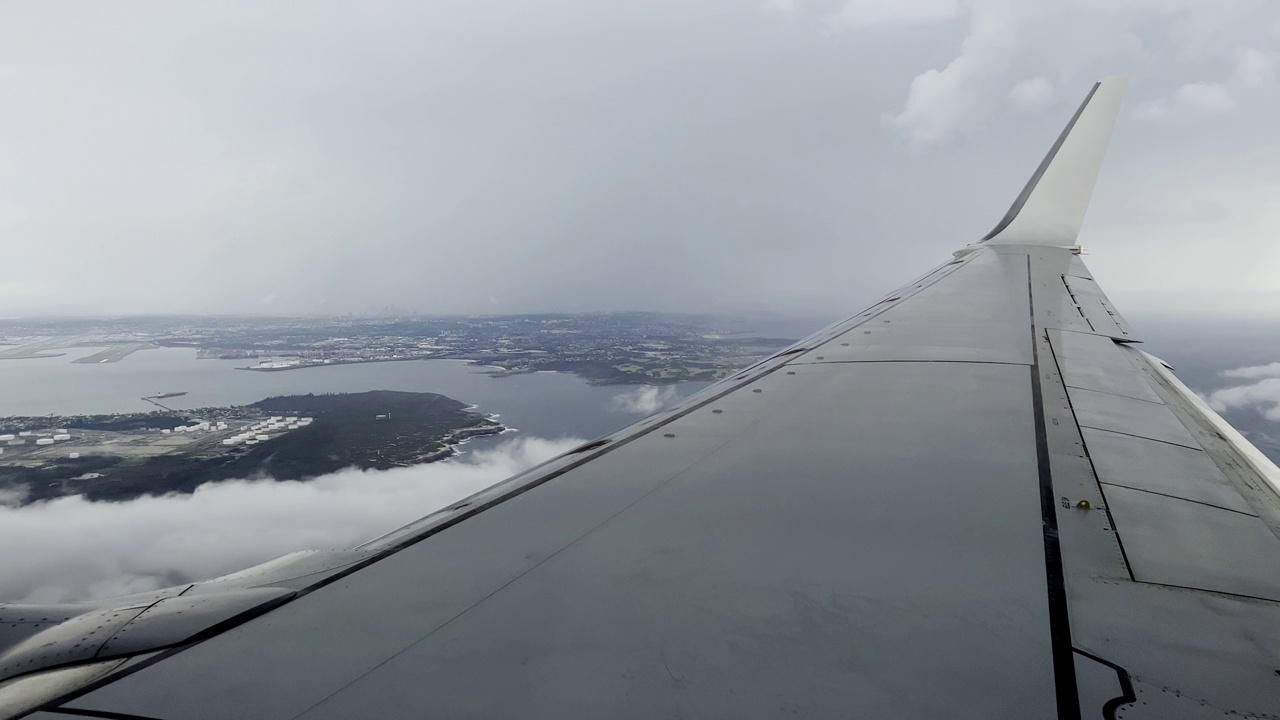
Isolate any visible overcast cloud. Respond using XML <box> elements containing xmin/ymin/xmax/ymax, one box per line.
<box><xmin>1</xmin><ymin>0</ymin><xmax>1278</xmax><ymax>319</ymax></box>
<box><xmin>0</xmin><ymin>435</ymin><xmax>580</xmax><ymax>603</ymax></box>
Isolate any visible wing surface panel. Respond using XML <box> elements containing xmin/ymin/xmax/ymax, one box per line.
<box><xmin>1024</xmin><ymin>246</ymin><xmax>1280</xmax><ymax>717</ymax></box>
<box><xmin>1081</xmin><ymin>428</ymin><xmax>1256</xmax><ymax>514</ymax></box>
<box><xmin>1067</xmin><ymin>388</ymin><xmax>1201</xmax><ymax>449</ymax></box>
<box><xmin>1047</xmin><ymin>330</ymin><xmax>1162</xmax><ymax>403</ymax></box>
<box><xmin>1062</xmin><ymin>275</ymin><xmax>1132</xmax><ymax>339</ymax></box>
<box><xmin>1101</xmin><ymin>484</ymin><xmax>1280</xmax><ymax>600</ymax></box>
<box><xmin>294</xmin><ymin>363</ymin><xmax>1055</xmax><ymax>720</ymax></box>
<box><xmin>789</xmin><ymin>249</ymin><xmax>1032</xmax><ymax>365</ymax></box>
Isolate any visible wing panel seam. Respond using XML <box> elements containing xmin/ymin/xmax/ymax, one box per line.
<box><xmin>1098</xmin><ymin>481</ymin><xmax>1260</xmax><ymax>517</ymax></box>
<box><xmin>1043</xmin><ymin>333</ymin><xmax>1138</xmax><ymax>582</ymax></box>
<box><xmin>1027</xmin><ymin>255</ymin><xmax>1083</xmax><ymax>720</ymax></box>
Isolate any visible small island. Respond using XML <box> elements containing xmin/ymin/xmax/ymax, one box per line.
<box><xmin>0</xmin><ymin>391</ymin><xmax>503</xmax><ymax>505</ymax></box>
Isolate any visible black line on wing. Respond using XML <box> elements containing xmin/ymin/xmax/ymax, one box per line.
<box><xmin>45</xmin><ymin>707</ymin><xmax>169</xmax><ymax>720</ymax></box>
<box><xmin>1061</xmin><ymin>384</ymin><xmax>1163</xmax><ymax>405</ymax></box>
<box><xmin>1071</xmin><ymin>648</ymin><xmax>1136</xmax><ymax>720</ymax></box>
<box><xmin>1027</xmin><ymin>257</ymin><xmax>1082</xmax><ymax>720</ymax></box>
<box><xmin>1134</xmin><ymin>581</ymin><xmax>1280</xmax><ymax>605</ymax></box>
<box><xmin>1098</xmin><ymin>481</ymin><xmax>1259</xmax><ymax>517</ymax></box>
<box><xmin>1076</xmin><ymin>426</ymin><xmax>1201</xmax><ymax>451</ymax></box>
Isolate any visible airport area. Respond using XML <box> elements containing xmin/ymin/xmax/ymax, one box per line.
<box><xmin>0</xmin><ymin>413</ymin><xmax>314</xmax><ymax>467</ymax></box>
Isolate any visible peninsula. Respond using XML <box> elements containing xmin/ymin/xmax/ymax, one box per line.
<box><xmin>0</xmin><ymin>391</ymin><xmax>503</xmax><ymax>505</ymax></box>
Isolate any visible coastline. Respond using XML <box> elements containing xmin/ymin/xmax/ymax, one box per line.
<box><xmin>416</xmin><ymin>422</ymin><xmax>507</xmax><ymax>463</ymax></box>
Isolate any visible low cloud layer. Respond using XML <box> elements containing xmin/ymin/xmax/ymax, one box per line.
<box><xmin>0</xmin><ymin>436</ymin><xmax>581</xmax><ymax>604</ymax></box>
<box><xmin>1208</xmin><ymin>363</ymin><xmax>1280</xmax><ymax>421</ymax></box>
<box><xmin>609</xmin><ymin>385</ymin><xmax>682</xmax><ymax>415</ymax></box>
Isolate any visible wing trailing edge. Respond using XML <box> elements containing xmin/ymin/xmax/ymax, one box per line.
<box><xmin>982</xmin><ymin>76</ymin><xmax>1127</xmax><ymax>247</ymax></box>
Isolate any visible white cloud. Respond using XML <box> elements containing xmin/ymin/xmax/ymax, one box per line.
<box><xmin>879</xmin><ymin>2</ymin><xmax>1279</xmax><ymax>145</ymax></box>
<box><xmin>1232</xmin><ymin>46</ymin><xmax>1277</xmax><ymax>89</ymax></box>
<box><xmin>830</xmin><ymin>0</ymin><xmax>962</xmax><ymax>29</ymax></box>
<box><xmin>1209</xmin><ymin>362</ymin><xmax>1280</xmax><ymax>419</ymax></box>
<box><xmin>1135</xmin><ymin>45</ymin><xmax>1275</xmax><ymax>122</ymax></box>
<box><xmin>1208</xmin><ymin>377</ymin><xmax>1280</xmax><ymax>421</ymax></box>
<box><xmin>1175</xmin><ymin>82</ymin><xmax>1237</xmax><ymax>112</ymax></box>
<box><xmin>1008</xmin><ymin>75</ymin><xmax>1055</xmax><ymax>113</ymax></box>
<box><xmin>0</xmin><ymin>436</ymin><xmax>581</xmax><ymax>604</ymax></box>
<box><xmin>887</xmin><ymin>0</ymin><xmax>1018</xmax><ymax>147</ymax></box>
<box><xmin>1222</xmin><ymin>361</ymin><xmax>1280</xmax><ymax>380</ymax></box>
<box><xmin>1134</xmin><ymin>82</ymin><xmax>1236</xmax><ymax>121</ymax></box>
<box><xmin>610</xmin><ymin>385</ymin><xmax>680</xmax><ymax>415</ymax></box>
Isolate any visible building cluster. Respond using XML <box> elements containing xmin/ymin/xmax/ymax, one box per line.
<box><xmin>1</xmin><ymin>312</ymin><xmax>791</xmax><ymax>387</ymax></box>
<box><xmin>1</xmin><ymin>429</ymin><xmax>75</xmax><ymax>456</ymax></box>
<box><xmin>161</xmin><ymin>422</ymin><xmax>227</xmax><ymax>435</ymax></box>
<box><xmin>219</xmin><ymin>416</ymin><xmax>313</xmax><ymax>446</ymax></box>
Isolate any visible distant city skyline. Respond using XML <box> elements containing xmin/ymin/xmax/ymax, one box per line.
<box><xmin>2</xmin><ymin>1</ymin><xmax>1278</xmax><ymax>320</ymax></box>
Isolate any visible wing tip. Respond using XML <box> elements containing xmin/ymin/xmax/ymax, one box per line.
<box><xmin>981</xmin><ymin>76</ymin><xmax>1128</xmax><ymax>248</ymax></box>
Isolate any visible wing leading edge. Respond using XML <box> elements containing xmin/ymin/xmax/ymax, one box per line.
<box><xmin>4</xmin><ymin>79</ymin><xmax>1280</xmax><ymax>720</ymax></box>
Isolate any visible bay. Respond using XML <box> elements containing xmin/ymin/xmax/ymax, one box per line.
<box><xmin>0</xmin><ymin>347</ymin><xmax>713</xmax><ymax>448</ymax></box>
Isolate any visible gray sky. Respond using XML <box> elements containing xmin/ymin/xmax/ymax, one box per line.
<box><xmin>1</xmin><ymin>0</ymin><xmax>1277</xmax><ymax>319</ymax></box>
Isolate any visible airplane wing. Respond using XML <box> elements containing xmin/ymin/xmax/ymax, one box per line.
<box><xmin>4</xmin><ymin>77</ymin><xmax>1280</xmax><ymax>720</ymax></box>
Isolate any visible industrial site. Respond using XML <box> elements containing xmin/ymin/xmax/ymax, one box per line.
<box><xmin>0</xmin><ymin>413</ymin><xmax>314</xmax><ymax>468</ymax></box>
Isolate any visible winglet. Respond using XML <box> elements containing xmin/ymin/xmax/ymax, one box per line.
<box><xmin>981</xmin><ymin>77</ymin><xmax>1127</xmax><ymax>247</ymax></box>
